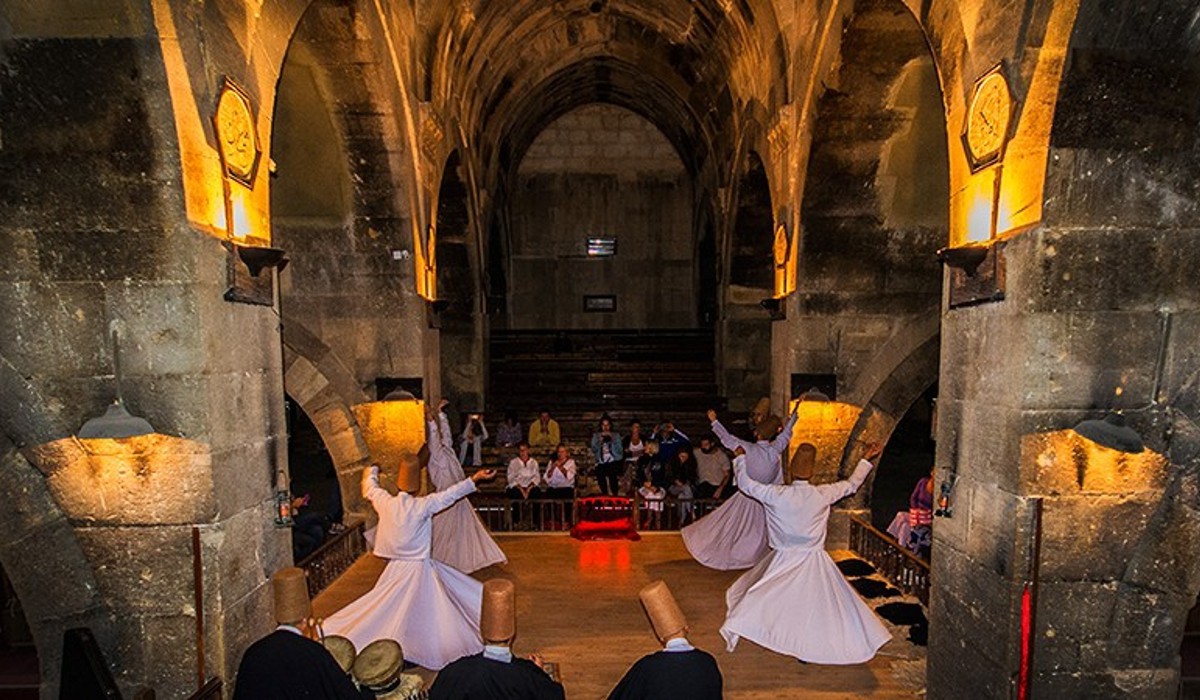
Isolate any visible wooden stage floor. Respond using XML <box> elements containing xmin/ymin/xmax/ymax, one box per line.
<box><xmin>314</xmin><ymin>533</ymin><xmax>925</xmax><ymax>699</ymax></box>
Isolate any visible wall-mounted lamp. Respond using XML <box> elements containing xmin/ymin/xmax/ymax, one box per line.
<box><xmin>273</xmin><ymin>469</ymin><xmax>293</xmax><ymax>527</ymax></box>
<box><xmin>800</xmin><ymin>387</ymin><xmax>830</xmax><ymax>403</ymax></box>
<box><xmin>383</xmin><ymin>388</ymin><xmax>418</xmax><ymax>401</ymax></box>
<box><xmin>78</xmin><ymin>327</ymin><xmax>156</xmax><ymax>439</ymax></box>
<box><xmin>236</xmin><ymin>245</ymin><xmax>289</xmax><ymax>277</ymax></box>
<box><xmin>936</xmin><ymin>244</ymin><xmax>989</xmax><ymax>277</ymax></box>
<box><xmin>1072</xmin><ymin>413</ymin><xmax>1144</xmax><ymax>454</ymax></box>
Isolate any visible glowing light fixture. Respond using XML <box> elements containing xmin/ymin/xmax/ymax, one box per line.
<box><xmin>1072</xmin><ymin>413</ymin><xmax>1144</xmax><ymax>454</ymax></box>
<box><xmin>78</xmin><ymin>327</ymin><xmax>155</xmax><ymax>439</ymax></box>
<box><xmin>937</xmin><ymin>244</ymin><xmax>990</xmax><ymax>277</ymax></box>
<box><xmin>235</xmin><ymin>245</ymin><xmax>289</xmax><ymax>277</ymax></box>
<box><xmin>800</xmin><ymin>387</ymin><xmax>830</xmax><ymax>403</ymax></box>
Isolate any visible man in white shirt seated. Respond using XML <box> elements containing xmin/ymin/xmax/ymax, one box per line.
<box><xmin>506</xmin><ymin>441</ymin><xmax>542</xmax><ymax>527</ymax></box>
<box><xmin>543</xmin><ymin>444</ymin><xmax>577</xmax><ymax>499</ymax></box>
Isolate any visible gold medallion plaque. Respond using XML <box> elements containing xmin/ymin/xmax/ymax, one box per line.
<box><xmin>964</xmin><ymin>68</ymin><xmax>1013</xmax><ymax>170</ymax></box>
<box><xmin>214</xmin><ymin>79</ymin><xmax>261</xmax><ymax>187</ymax></box>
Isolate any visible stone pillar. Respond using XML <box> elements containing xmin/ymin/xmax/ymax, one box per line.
<box><xmin>929</xmin><ymin>226</ymin><xmax>1200</xmax><ymax>697</ymax></box>
<box><xmin>0</xmin><ymin>25</ymin><xmax>290</xmax><ymax>699</ymax></box>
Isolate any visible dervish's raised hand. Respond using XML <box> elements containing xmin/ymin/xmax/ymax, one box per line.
<box><xmin>863</xmin><ymin>442</ymin><xmax>883</xmax><ymax>462</ymax></box>
<box><xmin>734</xmin><ymin>446</ymin><xmax>746</xmax><ymax>457</ymax></box>
<box><xmin>707</xmin><ymin>409</ymin><xmax>718</xmax><ymax>422</ymax></box>
<box><xmin>471</xmin><ymin>469</ymin><xmax>497</xmax><ymax>483</ymax></box>
<box><xmin>438</xmin><ymin>397</ymin><xmax>450</xmax><ymax>411</ymax></box>
<box><xmin>527</xmin><ymin>652</ymin><xmax>545</xmax><ymax>669</ymax></box>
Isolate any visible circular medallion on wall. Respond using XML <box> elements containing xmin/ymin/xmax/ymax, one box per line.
<box><xmin>963</xmin><ymin>65</ymin><xmax>1015</xmax><ymax>172</ymax></box>
<box><xmin>214</xmin><ymin>78</ymin><xmax>261</xmax><ymax>188</ymax></box>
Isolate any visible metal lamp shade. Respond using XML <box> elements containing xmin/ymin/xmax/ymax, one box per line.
<box><xmin>78</xmin><ymin>401</ymin><xmax>155</xmax><ymax>440</ymax></box>
<box><xmin>1073</xmin><ymin>413</ymin><xmax>1144</xmax><ymax>454</ymax></box>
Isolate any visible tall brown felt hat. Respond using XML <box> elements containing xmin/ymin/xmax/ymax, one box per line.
<box><xmin>791</xmin><ymin>442</ymin><xmax>817</xmax><ymax>481</ymax></box>
<box><xmin>323</xmin><ymin>635</ymin><xmax>357</xmax><ymax>674</ymax></box>
<box><xmin>353</xmin><ymin>638</ymin><xmax>404</xmax><ymax>689</ymax></box>
<box><xmin>271</xmin><ymin>567</ymin><xmax>311</xmax><ymax>625</ymax></box>
<box><xmin>751</xmin><ymin>397</ymin><xmax>771</xmax><ymax>422</ymax></box>
<box><xmin>756</xmin><ymin>414</ymin><xmax>782</xmax><ymax>439</ymax></box>
<box><xmin>638</xmin><ymin>580</ymin><xmax>687</xmax><ymax>642</ymax></box>
<box><xmin>396</xmin><ymin>459</ymin><xmax>422</xmax><ymax>494</ymax></box>
<box><xmin>481</xmin><ymin>578</ymin><xmax>517</xmax><ymax>643</ymax></box>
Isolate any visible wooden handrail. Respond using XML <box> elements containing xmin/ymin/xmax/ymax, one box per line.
<box><xmin>847</xmin><ymin>514</ymin><xmax>930</xmax><ymax>606</ymax></box>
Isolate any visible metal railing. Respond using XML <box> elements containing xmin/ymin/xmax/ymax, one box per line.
<box><xmin>469</xmin><ymin>494</ymin><xmax>725</xmax><ymax>532</ymax></box>
<box><xmin>848</xmin><ymin>514</ymin><xmax>930</xmax><ymax>606</ymax></box>
<box><xmin>298</xmin><ymin>520</ymin><xmax>367</xmax><ymax>597</ymax></box>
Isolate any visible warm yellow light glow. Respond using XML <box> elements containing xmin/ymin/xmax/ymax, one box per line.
<box><xmin>788</xmin><ymin>398</ymin><xmax>863</xmax><ymax>482</ymax></box>
<box><xmin>352</xmin><ymin>399</ymin><xmax>427</xmax><ymax>489</ymax></box>
<box><xmin>1021</xmin><ymin>429</ymin><xmax>1165</xmax><ymax>495</ymax></box>
<box><xmin>26</xmin><ymin>434</ymin><xmax>212</xmax><ymax>524</ymax></box>
<box><xmin>962</xmin><ymin>168</ymin><xmax>996</xmax><ymax>243</ymax></box>
<box><xmin>229</xmin><ymin>191</ymin><xmax>255</xmax><ymax>240</ymax></box>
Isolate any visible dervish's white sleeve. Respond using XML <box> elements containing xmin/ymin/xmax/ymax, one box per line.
<box><xmin>362</xmin><ymin>466</ymin><xmax>391</xmax><ymax>509</ymax></box>
<box><xmin>711</xmin><ymin>419</ymin><xmax>751</xmax><ymax>452</ymax></box>
<box><xmin>733</xmin><ymin>455</ymin><xmax>783</xmax><ymax>505</ymax></box>
<box><xmin>437</xmin><ymin>412</ymin><xmax>454</xmax><ymax>450</ymax></box>
<box><xmin>815</xmin><ymin>459</ymin><xmax>875</xmax><ymax>505</ymax></box>
<box><xmin>772</xmin><ymin>411</ymin><xmax>799</xmax><ymax>454</ymax></box>
<box><xmin>419</xmin><ymin>477</ymin><xmax>477</xmax><ymax>516</ymax></box>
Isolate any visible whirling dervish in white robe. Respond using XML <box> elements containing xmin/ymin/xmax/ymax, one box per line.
<box><xmin>720</xmin><ymin>449</ymin><xmax>891</xmax><ymax>665</ymax></box>
<box><xmin>427</xmin><ymin>407</ymin><xmax>507</xmax><ymax>573</ymax></box>
<box><xmin>322</xmin><ymin>465</ymin><xmax>486</xmax><ymax>670</ymax></box>
<box><xmin>681</xmin><ymin>409</ymin><xmax>797</xmax><ymax>570</ymax></box>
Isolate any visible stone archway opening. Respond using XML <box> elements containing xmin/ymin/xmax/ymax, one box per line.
<box><xmin>793</xmin><ymin>0</ymin><xmax>947</xmax><ymax>472</ymax></box>
<box><xmin>435</xmin><ymin>150</ymin><xmax>485</xmax><ymax>411</ymax></box>
<box><xmin>722</xmin><ymin>150</ymin><xmax>774</xmax><ymax>413</ymax></box>
<box><xmin>870</xmin><ymin>383</ymin><xmax>937</xmax><ymax>541</ymax></box>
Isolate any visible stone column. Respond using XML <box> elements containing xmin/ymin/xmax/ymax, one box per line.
<box><xmin>0</xmin><ymin>24</ymin><xmax>290</xmax><ymax>699</ymax></box>
<box><xmin>929</xmin><ymin>229</ymin><xmax>1200</xmax><ymax>697</ymax></box>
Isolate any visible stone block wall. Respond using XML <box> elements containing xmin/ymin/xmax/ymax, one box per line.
<box><xmin>0</xmin><ymin>27</ymin><xmax>290</xmax><ymax>699</ymax></box>
<box><xmin>509</xmin><ymin>104</ymin><xmax>696</xmax><ymax>329</ymax></box>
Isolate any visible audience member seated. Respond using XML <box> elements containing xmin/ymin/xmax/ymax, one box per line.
<box><xmin>458</xmin><ymin>412</ymin><xmax>488</xmax><ymax>467</ymax></box>
<box><xmin>651</xmin><ymin>421</ymin><xmax>691</xmax><ymax>464</ymax></box>
<box><xmin>667</xmin><ymin>476</ymin><xmax>694</xmax><ymax>524</ymax></box>
<box><xmin>607</xmin><ymin>580</ymin><xmax>722</xmax><ymax>700</ymax></box>
<box><xmin>908</xmin><ymin>471</ymin><xmax>934</xmax><ymax>557</ymax></box>
<box><xmin>507</xmin><ymin>442</ymin><xmax>542</xmax><ymax>527</ymax></box>
<box><xmin>232</xmin><ymin>568</ymin><xmax>371</xmax><ymax>700</ymax></box>
<box><xmin>693</xmin><ymin>435</ymin><xmax>732</xmax><ymax>500</ymax></box>
<box><xmin>671</xmin><ymin>448</ymin><xmax>698</xmax><ymax>486</ymax></box>
<box><xmin>430</xmin><ymin>579</ymin><xmax>565</xmax><ymax>700</ymax></box>
<box><xmin>638</xmin><ymin>480</ymin><xmax>665</xmax><ymax>528</ymax></box>
<box><xmin>528</xmin><ymin>410</ymin><xmax>561</xmax><ymax>454</ymax></box>
<box><xmin>290</xmin><ymin>493</ymin><xmax>327</xmax><ymax>561</ymax></box>
<box><xmin>544</xmin><ymin>444</ymin><xmax>577</xmax><ymax>499</ymax></box>
<box><xmin>591</xmin><ymin>416</ymin><xmax>624</xmax><ymax>495</ymax></box>
<box><xmin>496</xmin><ymin>411</ymin><xmax>523</xmax><ymax>448</ymax></box>
<box><xmin>635</xmin><ymin>441</ymin><xmax>667</xmax><ymax>488</ymax></box>
<box><xmin>622</xmin><ymin>420</ymin><xmax>647</xmax><ymax>494</ymax></box>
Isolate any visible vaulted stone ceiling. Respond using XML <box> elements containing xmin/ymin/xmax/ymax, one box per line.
<box><xmin>419</xmin><ymin>0</ymin><xmax>791</xmax><ymax>177</ymax></box>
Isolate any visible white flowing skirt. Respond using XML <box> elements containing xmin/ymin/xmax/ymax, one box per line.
<box><xmin>322</xmin><ymin>558</ymin><xmax>483</xmax><ymax>670</ymax></box>
<box><xmin>680</xmin><ymin>492</ymin><xmax>771</xmax><ymax>570</ymax></box>
<box><xmin>431</xmin><ymin>499</ymin><xmax>508</xmax><ymax>574</ymax></box>
<box><xmin>720</xmin><ymin>546</ymin><xmax>891</xmax><ymax>664</ymax></box>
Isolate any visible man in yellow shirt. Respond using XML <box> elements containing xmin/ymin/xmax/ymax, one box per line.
<box><xmin>528</xmin><ymin>410</ymin><xmax>560</xmax><ymax>452</ymax></box>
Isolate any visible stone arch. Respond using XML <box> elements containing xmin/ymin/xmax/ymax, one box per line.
<box><xmin>0</xmin><ymin>437</ymin><xmax>106</xmax><ymax>699</ymax></box>
<box><xmin>435</xmin><ymin>150</ymin><xmax>486</xmax><ymax>408</ymax></box>
<box><xmin>281</xmin><ymin>322</ymin><xmax>372</xmax><ymax>522</ymax></box>
<box><xmin>839</xmin><ymin>310</ymin><xmax>940</xmax><ymax>473</ymax></box>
